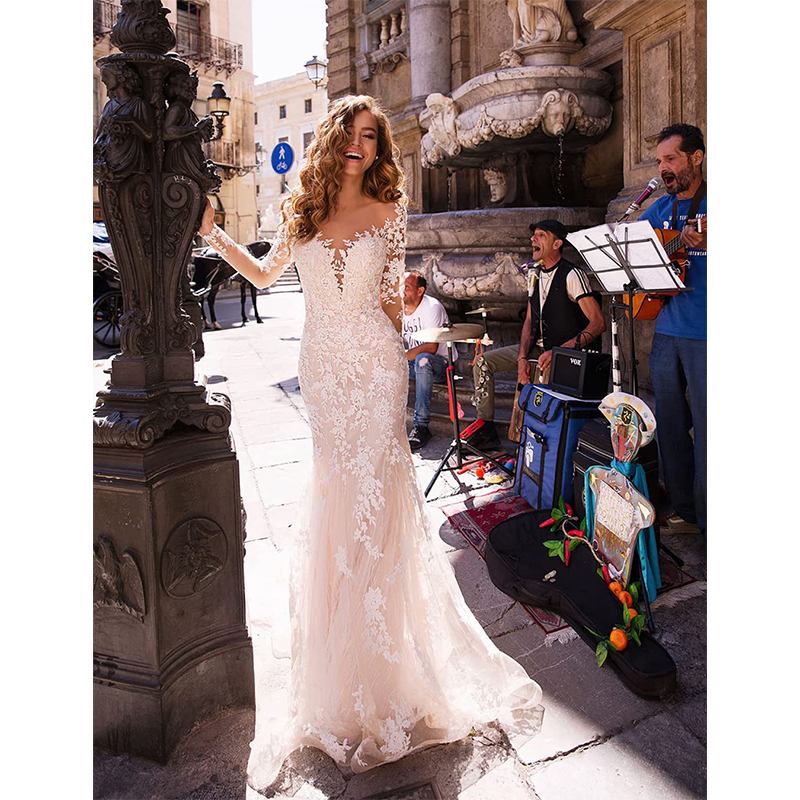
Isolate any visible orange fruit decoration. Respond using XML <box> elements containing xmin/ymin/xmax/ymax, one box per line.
<box><xmin>627</xmin><ymin>608</ymin><xmax>638</xmax><ymax>620</ymax></box>
<box><xmin>609</xmin><ymin>629</ymin><xmax>628</xmax><ymax>651</ymax></box>
<box><xmin>617</xmin><ymin>591</ymin><xmax>633</xmax><ymax>608</ymax></box>
<box><xmin>608</xmin><ymin>582</ymin><xmax>623</xmax><ymax>596</ymax></box>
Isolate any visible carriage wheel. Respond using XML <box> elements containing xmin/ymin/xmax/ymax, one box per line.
<box><xmin>93</xmin><ymin>291</ymin><xmax>123</xmax><ymax>348</ymax></box>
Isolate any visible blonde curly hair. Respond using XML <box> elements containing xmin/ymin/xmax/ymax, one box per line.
<box><xmin>280</xmin><ymin>95</ymin><xmax>406</xmax><ymax>243</ymax></box>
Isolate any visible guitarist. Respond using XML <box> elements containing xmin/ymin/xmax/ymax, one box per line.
<box><xmin>638</xmin><ymin>124</ymin><xmax>707</xmax><ymax>537</ymax></box>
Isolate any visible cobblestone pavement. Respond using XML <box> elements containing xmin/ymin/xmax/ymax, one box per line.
<box><xmin>93</xmin><ymin>290</ymin><xmax>707</xmax><ymax>799</ymax></box>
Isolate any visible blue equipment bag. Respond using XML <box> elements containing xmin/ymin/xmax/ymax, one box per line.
<box><xmin>514</xmin><ymin>384</ymin><xmax>600</xmax><ymax>510</ymax></box>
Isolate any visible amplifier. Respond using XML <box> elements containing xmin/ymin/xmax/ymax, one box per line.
<box><xmin>548</xmin><ymin>347</ymin><xmax>611</xmax><ymax>400</ymax></box>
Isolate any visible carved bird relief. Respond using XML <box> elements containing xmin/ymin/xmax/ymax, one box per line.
<box><xmin>93</xmin><ymin>536</ymin><xmax>146</xmax><ymax>621</ymax></box>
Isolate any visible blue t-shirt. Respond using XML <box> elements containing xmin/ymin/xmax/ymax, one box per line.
<box><xmin>639</xmin><ymin>192</ymin><xmax>707</xmax><ymax>340</ymax></box>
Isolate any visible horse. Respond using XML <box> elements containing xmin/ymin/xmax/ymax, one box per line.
<box><xmin>190</xmin><ymin>240</ymin><xmax>270</xmax><ymax>328</ymax></box>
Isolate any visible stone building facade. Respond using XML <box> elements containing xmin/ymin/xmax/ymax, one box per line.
<box><xmin>326</xmin><ymin>0</ymin><xmax>706</xmax><ymax>390</ymax></box>
<box><xmin>93</xmin><ymin>0</ymin><xmax>259</xmax><ymax>243</ymax></box>
<box><xmin>254</xmin><ymin>73</ymin><xmax>329</xmax><ymax>238</ymax></box>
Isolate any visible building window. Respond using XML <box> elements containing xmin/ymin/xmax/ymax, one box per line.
<box><xmin>303</xmin><ymin>131</ymin><xmax>314</xmax><ymax>156</ymax></box>
<box><xmin>176</xmin><ymin>1</ymin><xmax>204</xmax><ymax>56</ymax></box>
<box><xmin>279</xmin><ymin>105</ymin><xmax>286</xmax><ymax>119</ymax></box>
<box><xmin>256</xmin><ymin>184</ymin><xmax>260</xmax><ymax>195</ymax></box>
<box><xmin>305</xmin><ymin>98</ymin><xmax>312</xmax><ymax>114</ymax></box>
<box><xmin>278</xmin><ymin>136</ymin><xmax>289</xmax><ymax>144</ymax></box>
<box><xmin>254</xmin><ymin>111</ymin><xmax>258</xmax><ymax>125</ymax></box>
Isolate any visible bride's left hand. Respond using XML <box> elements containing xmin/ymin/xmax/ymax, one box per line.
<box><xmin>199</xmin><ymin>198</ymin><xmax>215</xmax><ymax>237</ymax></box>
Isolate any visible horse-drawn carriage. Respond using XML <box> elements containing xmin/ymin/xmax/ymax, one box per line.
<box><xmin>93</xmin><ymin>223</ymin><xmax>123</xmax><ymax>349</ymax></box>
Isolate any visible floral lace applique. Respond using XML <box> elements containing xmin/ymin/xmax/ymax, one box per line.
<box><xmin>363</xmin><ymin>586</ymin><xmax>400</xmax><ymax>663</ymax></box>
<box><xmin>378</xmin><ymin>699</ymin><xmax>414</xmax><ymax>758</ymax></box>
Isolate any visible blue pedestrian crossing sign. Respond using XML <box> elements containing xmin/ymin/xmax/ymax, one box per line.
<box><xmin>271</xmin><ymin>143</ymin><xmax>294</xmax><ymax>174</ymax></box>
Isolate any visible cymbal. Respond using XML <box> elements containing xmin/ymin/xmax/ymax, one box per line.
<box><xmin>414</xmin><ymin>323</ymin><xmax>486</xmax><ymax>343</ymax></box>
<box><xmin>465</xmin><ymin>306</ymin><xmax>503</xmax><ymax>316</ymax></box>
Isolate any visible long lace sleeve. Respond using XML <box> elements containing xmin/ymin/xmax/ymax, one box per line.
<box><xmin>380</xmin><ymin>202</ymin><xmax>407</xmax><ymax>333</ymax></box>
<box><xmin>204</xmin><ymin>221</ymin><xmax>293</xmax><ymax>290</ymax></box>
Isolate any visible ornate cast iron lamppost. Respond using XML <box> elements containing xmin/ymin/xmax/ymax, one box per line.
<box><xmin>93</xmin><ymin>0</ymin><xmax>253</xmax><ymax>762</ymax></box>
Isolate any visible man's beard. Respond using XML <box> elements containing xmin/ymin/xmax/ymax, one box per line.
<box><xmin>662</xmin><ymin>160</ymin><xmax>698</xmax><ymax>195</ymax></box>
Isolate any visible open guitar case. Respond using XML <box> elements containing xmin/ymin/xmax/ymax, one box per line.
<box><xmin>485</xmin><ymin>387</ymin><xmax>677</xmax><ymax>699</ymax></box>
<box><xmin>485</xmin><ymin>509</ymin><xmax>676</xmax><ymax>698</ymax></box>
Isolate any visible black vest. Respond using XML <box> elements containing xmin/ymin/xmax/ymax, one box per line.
<box><xmin>529</xmin><ymin>258</ymin><xmax>593</xmax><ymax>352</ymax></box>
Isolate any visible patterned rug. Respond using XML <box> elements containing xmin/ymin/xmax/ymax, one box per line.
<box><xmin>438</xmin><ymin>488</ymin><xmax>704</xmax><ymax>646</ymax></box>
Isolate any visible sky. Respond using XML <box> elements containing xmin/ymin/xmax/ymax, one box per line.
<box><xmin>251</xmin><ymin>0</ymin><xmax>328</xmax><ymax>84</ymax></box>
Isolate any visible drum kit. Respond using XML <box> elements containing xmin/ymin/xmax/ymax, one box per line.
<box><xmin>414</xmin><ymin>309</ymin><xmax>514</xmax><ymax>497</ymax></box>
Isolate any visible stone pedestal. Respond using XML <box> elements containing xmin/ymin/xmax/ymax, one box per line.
<box><xmin>94</xmin><ymin>429</ymin><xmax>253</xmax><ymax>762</ymax></box>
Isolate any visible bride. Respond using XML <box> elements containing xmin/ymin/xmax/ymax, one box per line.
<box><xmin>199</xmin><ymin>94</ymin><xmax>543</xmax><ymax>788</ymax></box>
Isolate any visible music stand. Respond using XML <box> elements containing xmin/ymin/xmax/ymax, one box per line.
<box><xmin>422</xmin><ymin>331</ymin><xmax>515</xmax><ymax>498</ymax></box>
<box><xmin>567</xmin><ymin>221</ymin><xmax>687</xmax><ymax>395</ymax></box>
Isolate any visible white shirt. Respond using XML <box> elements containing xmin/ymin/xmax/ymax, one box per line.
<box><xmin>402</xmin><ymin>294</ymin><xmax>456</xmax><ymax>360</ymax></box>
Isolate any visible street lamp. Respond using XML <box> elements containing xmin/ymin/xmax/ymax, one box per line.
<box><xmin>304</xmin><ymin>55</ymin><xmax>328</xmax><ymax>89</ymax></box>
<box><xmin>207</xmin><ymin>81</ymin><xmax>231</xmax><ymax>140</ymax></box>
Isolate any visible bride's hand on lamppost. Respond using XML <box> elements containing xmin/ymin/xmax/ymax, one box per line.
<box><xmin>199</xmin><ymin>197</ymin><xmax>215</xmax><ymax>237</ymax></box>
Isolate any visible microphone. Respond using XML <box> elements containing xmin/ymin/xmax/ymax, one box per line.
<box><xmin>619</xmin><ymin>178</ymin><xmax>659</xmax><ymax>221</ymax></box>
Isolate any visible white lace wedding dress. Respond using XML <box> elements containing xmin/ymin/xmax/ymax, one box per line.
<box><xmin>206</xmin><ymin>202</ymin><xmax>543</xmax><ymax>787</ymax></box>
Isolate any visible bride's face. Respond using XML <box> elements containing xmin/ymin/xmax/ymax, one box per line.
<box><xmin>341</xmin><ymin>110</ymin><xmax>379</xmax><ymax>177</ymax></box>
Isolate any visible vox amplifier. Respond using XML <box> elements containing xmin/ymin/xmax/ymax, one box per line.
<box><xmin>548</xmin><ymin>347</ymin><xmax>611</xmax><ymax>400</ymax></box>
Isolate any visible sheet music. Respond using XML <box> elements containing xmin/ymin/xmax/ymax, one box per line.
<box><xmin>567</xmin><ymin>221</ymin><xmax>686</xmax><ymax>295</ymax></box>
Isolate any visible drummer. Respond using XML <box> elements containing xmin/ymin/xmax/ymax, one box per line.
<box><xmin>402</xmin><ymin>271</ymin><xmax>456</xmax><ymax>451</ymax></box>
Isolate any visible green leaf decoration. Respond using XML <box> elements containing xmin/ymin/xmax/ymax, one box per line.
<box><xmin>631</xmin><ymin>614</ymin><xmax>645</xmax><ymax>635</ymax></box>
<box><xmin>622</xmin><ymin>604</ymin><xmax>630</xmax><ymax>625</ymax></box>
<box><xmin>580</xmin><ymin>517</ymin><xmax>587</xmax><ymax>532</ymax></box>
<box><xmin>629</xmin><ymin>629</ymin><xmax>641</xmax><ymax>646</ymax></box>
<box><xmin>585</xmin><ymin>626</ymin><xmax>602</xmax><ymax>638</ymax></box>
<box><xmin>558</xmin><ymin>496</ymin><xmax>566</xmax><ymax>514</ymax></box>
<box><xmin>629</xmin><ymin>582</ymin><xmax>640</xmax><ymax>604</ymax></box>
<box><xmin>569</xmin><ymin>538</ymin><xmax>580</xmax><ymax>552</ymax></box>
<box><xmin>596</xmin><ymin>567</ymin><xmax>604</xmax><ymax>579</ymax></box>
<box><xmin>550</xmin><ymin>523</ymin><xmax>560</xmax><ymax>532</ymax></box>
<box><xmin>552</xmin><ymin>508</ymin><xmax>564</xmax><ymax>521</ymax></box>
<box><xmin>542</xmin><ymin>540</ymin><xmax>561</xmax><ymax>548</ymax></box>
<box><xmin>595</xmin><ymin>641</ymin><xmax>608</xmax><ymax>667</ymax></box>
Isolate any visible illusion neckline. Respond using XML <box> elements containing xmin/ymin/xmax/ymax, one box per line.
<box><xmin>314</xmin><ymin>200</ymin><xmax>403</xmax><ymax>255</ymax></box>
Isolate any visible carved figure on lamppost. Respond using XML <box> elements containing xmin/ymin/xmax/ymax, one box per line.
<box><xmin>163</xmin><ymin>70</ymin><xmax>221</xmax><ymax>192</ymax></box>
<box><xmin>94</xmin><ymin>61</ymin><xmax>154</xmax><ymax>185</ymax></box>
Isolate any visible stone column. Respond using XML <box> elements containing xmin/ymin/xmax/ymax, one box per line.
<box><xmin>407</xmin><ymin>0</ymin><xmax>451</xmax><ymax>111</ymax></box>
<box><xmin>93</xmin><ymin>0</ymin><xmax>253</xmax><ymax>763</ymax></box>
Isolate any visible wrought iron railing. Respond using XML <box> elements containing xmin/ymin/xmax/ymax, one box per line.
<box><xmin>173</xmin><ymin>23</ymin><xmax>243</xmax><ymax>75</ymax></box>
<box><xmin>93</xmin><ymin>0</ymin><xmax>121</xmax><ymax>43</ymax></box>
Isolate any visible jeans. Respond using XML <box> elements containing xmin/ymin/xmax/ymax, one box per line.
<box><xmin>649</xmin><ymin>333</ymin><xmax>707</xmax><ymax>533</ymax></box>
<box><xmin>408</xmin><ymin>352</ymin><xmax>448</xmax><ymax>427</ymax></box>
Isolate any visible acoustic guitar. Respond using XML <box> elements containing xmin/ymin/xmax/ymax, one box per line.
<box><xmin>623</xmin><ymin>226</ymin><xmax>689</xmax><ymax>321</ymax></box>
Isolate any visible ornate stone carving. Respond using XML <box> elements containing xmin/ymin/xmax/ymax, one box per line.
<box><xmin>423</xmin><ymin>88</ymin><xmax>611</xmax><ymax>166</ymax></box>
<box><xmin>430</xmin><ymin>251</ymin><xmax>526</xmax><ymax>300</ymax></box>
<box><xmin>160</xmin><ymin>517</ymin><xmax>228</xmax><ymax>598</ymax></box>
<box><xmin>420</xmin><ymin>94</ymin><xmax>461</xmax><ymax>168</ymax></box>
<box><xmin>94</xmin><ymin>536</ymin><xmax>146</xmax><ymax>621</ymax></box>
<box><xmin>506</xmin><ymin>0</ymin><xmax>578</xmax><ymax>46</ymax></box>
<box><xmin>371</xmin><ymin>51</ymin><xmax>409</xmax><ymax>76</ymax></box>
<box><xmin>499</xmin><ymin>48</ymin><xmax>524</xmax><ymax>69</ymax></box>
<box><xmin>482</xmin><ymin>165</ymin><xmax>508</xmax><ymax>204</ymax></box>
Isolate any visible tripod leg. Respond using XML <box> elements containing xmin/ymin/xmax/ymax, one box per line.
<box><xmin>425</xmin><ymin>440</ymin><xmax>458</xmax><ymax>497</ymax></box>
<box><xmin>461</xmin><ymin>442</ymin><xmax>514</xmax><ymax>477</ymax></box>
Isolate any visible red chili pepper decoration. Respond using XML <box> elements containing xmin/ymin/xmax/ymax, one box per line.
<box><xmin>564</xmin><ymin>543</ymin><xmax>571</xmax><ymax>566</ymax></box>
<box><xmin>539</xmin><ymin>518</ymin><xmax>555</xmax><ymax>528</ymax></box>
<box><xmin>565</xmin><ymin>502</ymin><xmax>573</xmax><ymax>516</ymax></box>
<box><xmin>601</xmin><ymin>564</ymin><xmax>610</xmax><ymax>584</ymax></box>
